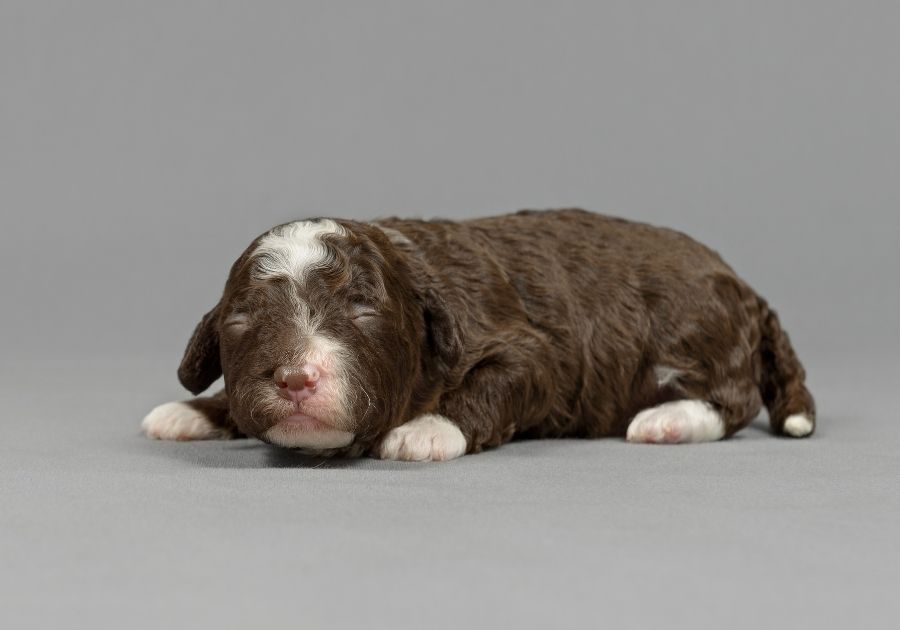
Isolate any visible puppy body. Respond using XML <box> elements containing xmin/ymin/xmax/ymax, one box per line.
<box><xmin>143</xmin><ymin>209</ymin><xmax>816</xmax><ymax>460</ymax></box>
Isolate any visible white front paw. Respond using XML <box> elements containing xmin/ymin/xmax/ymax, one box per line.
<box><xmin>141</xmin><ymin>401</ymin><xmax>227</xmax><ymax>441</ymax></box>
<box><xmin>376</xmin><ymin>414</ymin><xmax>467</xmax><ymax>462</ymax></box>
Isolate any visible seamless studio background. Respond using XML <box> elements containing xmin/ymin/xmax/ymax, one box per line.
<box><xmin>1</xmin><ymin>2</ymin><xmax>898</xmax><ymax>629</ymax></box>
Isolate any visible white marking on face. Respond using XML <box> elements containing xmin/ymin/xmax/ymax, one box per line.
<box><xmin>783</xmin><ymin>414</ymin><xmax>814</xmax><ymax>437</ymax></box>
<box><xmin>376</xmin><ymin>414</ymin><xmax>468</xmax><ymax>462</ymax></box>
<box><xmin>626</xmin><ymin>399</ymin><xmax>725</xmax><ymax>444</ymax></box>
<box><xmin>141</xmin><ymin>401</ymin><xmax>230</xmax><ymax>440</ymax></box>
<box><xmin>251</xmin><ymin>219</ymin><xmax>344</xmax><ymax>280</ymax></box>
<box><xmin>654</xmin><ymin>365</ymin><xmax>683</xmax><ymax>387</ymax></box>
<box><xmin>294</xmin><ymin>333</ymin><xmax>354</xmax><ymax>423</ymax></box>
<box><xmin>239</xmin><ymin>328</ymin><xmax>355</xmax><ymax>449</ymax></box>
<box><xmin>263</xmin><ymin>423</ymin><xmax>355</xmax><ymax>450</ymax></box>
<box><xmin>246</xmin><ymin>220</ymin><xmax>355</xmax><ymax>436</ymax></box>
<box><xmin>290</xmin><ymin>297</ymin><xmax>319</xmax><ymax>338</ymax></box>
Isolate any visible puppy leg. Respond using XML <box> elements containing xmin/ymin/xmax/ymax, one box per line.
<box><xmin>434</xmin><ymin>343</ymin><xmax>556</xmax><ymax>456</ymax></box>
<box><xmin>373</xmin><ymin>361</ymin><xmax>551</xmax><ymax>461</ymax></box>
<box><xmin>627</xmin><ymin>362</ymin><xmax>764</xmax><ymax>444</ymax></box>
<box><xmin>142</xmin><ymin>390</ymin><xmax>242</xmax><ymax>441</ymax></box>
<box><xmin>374</xmin><ymin>329</ymin><xmax>555</xmax><ymax>461</ymax></box>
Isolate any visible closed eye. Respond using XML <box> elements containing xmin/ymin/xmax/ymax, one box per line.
<box><xmin>223</xmin><ymin>314</ymin><xmax>250</xmax><ymax>332</ymax></box>
<box><xmin>349</xmin><ymin>304</ymin><xmax>379</xmax><ymax>320</ymax></box>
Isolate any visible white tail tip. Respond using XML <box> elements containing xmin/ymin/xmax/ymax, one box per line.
<box><xmin>783</xmin><ymin>414</ymin><xmax>814</xmax><ymax>437</ymax></box>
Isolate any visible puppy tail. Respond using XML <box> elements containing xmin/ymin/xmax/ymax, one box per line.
<box><xmin>757</xmin><ymin>298</ymin><xmax>816</xmax><ymax>437</ymax></box>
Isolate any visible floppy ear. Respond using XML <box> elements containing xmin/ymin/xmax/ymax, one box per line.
<box><xmin>370</xmin><ymin>222</ymin><xmax>462</xmax><ymax>373</ymax></box>
<box><xmin>177</xmin><ymin>302</ymin><xmax>222</xmax><ymax>395</ymax></box>
<box><xmin>419</xmin><ymin>283</ymin><xmax>462</xmax><ymax>373</ymax></box>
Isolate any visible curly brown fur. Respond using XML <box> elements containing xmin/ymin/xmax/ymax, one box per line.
<box><xmin>144</xmin><ymin>208</ymin><xmax>815</xmax><ymax>458</ymax></box>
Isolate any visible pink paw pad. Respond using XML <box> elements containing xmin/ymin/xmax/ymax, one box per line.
<box><xmin>626</xmin><ymin>400</ymin><xmax>725</xmax><ymax>444</ymax></box>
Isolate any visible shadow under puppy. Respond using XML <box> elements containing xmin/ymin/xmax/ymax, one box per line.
<box><xmin>143</xmin><ymin>208</ymin><xmax>816</xmax><ymax>461</ymax></box>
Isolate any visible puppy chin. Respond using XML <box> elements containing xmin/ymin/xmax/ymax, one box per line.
<box><xmin>262</xmin><ymin>414</ymin><xmax>355</xmax><ymax>450</ymax></box>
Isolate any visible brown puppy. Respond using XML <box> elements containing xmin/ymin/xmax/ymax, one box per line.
<box><xmin>142</xmin><ymin>209</ymin><xmax>816</xmax><ymax>460</ymax></box>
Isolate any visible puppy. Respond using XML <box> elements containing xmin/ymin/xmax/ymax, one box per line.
<box><xmin>143</xmin><ymin>209</ymin><xmax>816</xmax><ymax>461</ymax></box>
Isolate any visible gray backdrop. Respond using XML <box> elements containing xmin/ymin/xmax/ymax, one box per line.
<box><xmin>2</xmin><ymin>1</ymin><xmax>898</xmax><ymax>629</ymax></box>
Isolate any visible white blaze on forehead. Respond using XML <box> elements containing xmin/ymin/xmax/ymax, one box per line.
<box><xmin>252</xmin><ymin>219</ymin><xmax>344</xmax><ymax>280</ymax></box>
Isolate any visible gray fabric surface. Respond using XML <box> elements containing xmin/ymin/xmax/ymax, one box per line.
<box><xmin>2</xmin><ymin>356</ymin><xmax>897</xmax><ymax>629</ymax></box>
<box><xmin>3</xmin><ymin>1</ymin><xmax>899</xmax><ymax>628</ymax></box>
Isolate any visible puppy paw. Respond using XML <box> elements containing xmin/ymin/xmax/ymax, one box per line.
<box><xmin>375</xmin><ymin>414</ymin><xmax>467</xmax><ymax>462</ymax></box>
<box><xmin>141</xmin><ymin>401</ymin><xmax>230</xmax><ymax>441</ymax></box>
<box><xmin>783</xmin><ymin>413</ymin><xmax>814</xmax><ymax>437</ymax></box>
<box><xmin>626</xmin><ymin>399</ymin><xmax>725</xmax><ymax>444</ymax></box>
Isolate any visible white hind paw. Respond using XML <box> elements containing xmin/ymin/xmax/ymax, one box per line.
<box><xmin>627</xmin><ymin>400</ymin><xmax>725</xmax><ymax>444</ymax></box>
<box><xmin>783</xmin><ymin>414</ymin><xmax>814</xmax><ymax>437</ymax></box>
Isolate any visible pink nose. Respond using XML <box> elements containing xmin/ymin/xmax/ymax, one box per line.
<box><xmin>274</xmin><ymin>364</ymin><xmax>320</xmax><ymax>401</ymax></box>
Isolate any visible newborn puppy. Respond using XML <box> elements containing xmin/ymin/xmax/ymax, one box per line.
<box><xmin>143</xmin><ymin>209</ymin><xmax>816</xmax><ymax>460</ymax></box>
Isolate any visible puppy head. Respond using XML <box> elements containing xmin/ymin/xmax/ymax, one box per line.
<box><xmin>176</xmin><ymin>219</ymin><xmax>460</xmax><ymax>456</ymax></box>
